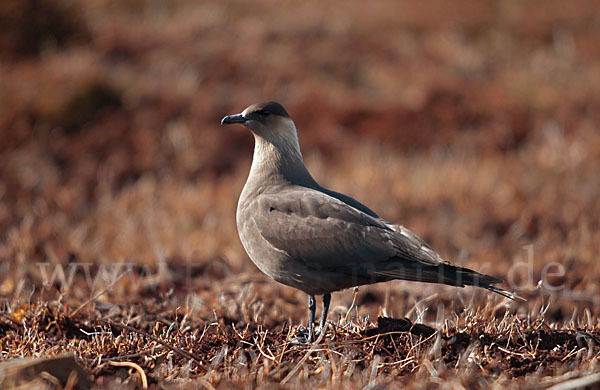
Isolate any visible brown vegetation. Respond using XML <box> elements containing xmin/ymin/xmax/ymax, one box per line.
<box><xmin>1</xmin><ymin>0</ymin><xmax>599</xmax><ymax>388</ymax></box>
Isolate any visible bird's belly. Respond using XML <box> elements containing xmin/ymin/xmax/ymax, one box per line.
<box><xmin>238</xmin><ymin>222</ymin><xmax>299</xmax><ymax>283</ymax></box>
<box><xmin>237</xmin><ymin>221</ymin><xmax>345</xmax><ymax>295</ymax></box>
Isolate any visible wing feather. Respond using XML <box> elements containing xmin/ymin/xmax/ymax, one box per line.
<box><xmin>249</xmin><ymin>186</ymin><xmax>517</xmax><ymax>299</ymax></box>
<box><xmin>253</xmin><ymin>187</ymin><xmax>438</xmax><ymax>270</ymax></box>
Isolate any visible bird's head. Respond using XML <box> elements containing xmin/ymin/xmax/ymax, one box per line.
<box><xmin>221</xmin><ymin>101</ymin><xmax>296</xmax><ymax>142</ymax></box>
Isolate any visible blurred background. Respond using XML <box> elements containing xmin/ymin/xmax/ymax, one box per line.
<box><xmin>1</xmin><ymin>0</ymin><xmax>599</xmax><ymax>323</ymax></box>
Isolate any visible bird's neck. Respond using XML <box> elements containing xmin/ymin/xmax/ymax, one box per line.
<box><xmin>247</xmin><ymin>133</ymin><xmax>316</xmax><ymax>189</ymax></box>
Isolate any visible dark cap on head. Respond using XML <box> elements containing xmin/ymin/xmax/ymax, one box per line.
<box><xmin>246</xmin><ymin>101</ymin><xmax>290</xmax><ymax>118</ymax></box>
<box><xmin>221</xmin><ymin>101</ymin><xmax>290</xmax><ymax>125</ymax></box>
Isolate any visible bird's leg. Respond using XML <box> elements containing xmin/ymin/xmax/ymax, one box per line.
<box><xmin>307</xmin><ymin>294</ymin><xmax>316</xmax><ymax>342</ymax></box>
<box><xmin>316</xmin><ymin>293</ymin><xmax>331</xmax><ymax>336</ymax></box>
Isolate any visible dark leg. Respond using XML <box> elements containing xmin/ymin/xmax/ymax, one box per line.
<box><xmin>307</xmin><ymin>294</ymin><xmax>316</xmax><ymax>342</ymax></box>
<box><xmin>317</xmin><ymin>293</ymin><xmax>331</xmax><ymax>336</ymax></box>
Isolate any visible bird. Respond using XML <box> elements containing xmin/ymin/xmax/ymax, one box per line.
<box><xmin>221</xmin><ymin>101</ymin><xmax>519</xmax><ymax>342</ymax></box>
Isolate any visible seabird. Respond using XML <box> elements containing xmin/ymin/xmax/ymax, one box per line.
<box><xmin>221</xmin><ymin>101</ymin><xmax>519</xmax><ymax>342</ymax></box>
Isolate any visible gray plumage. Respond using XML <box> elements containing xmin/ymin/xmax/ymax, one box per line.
<box><xmin>221</xmin><ymin>101</ymin><xmax>518</xmax><ymax>341</ymax></box>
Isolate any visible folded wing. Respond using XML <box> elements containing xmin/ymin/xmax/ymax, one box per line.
<box><xmin>251</xmin><ymin>186</ymin><xmax>521</xmax><ymax>300</ymax></box>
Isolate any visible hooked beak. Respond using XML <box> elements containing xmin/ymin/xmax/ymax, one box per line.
<box><xmin>221</xmin><ymin>113</ymin><xmax>246</xmax><ymax>125</ymax></box>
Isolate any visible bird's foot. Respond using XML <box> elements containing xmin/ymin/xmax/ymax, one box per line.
<box><xmin>315</xmin><ymin>322</ymin><xmax>328</xmax><ymax>337</ymax></box>
<box><xmin>290</xmin><ymin>324</ymin><xmax>329</xmax><ymax>344</ymax></box>
<box><xmin>291</xmin><ymin>326</ymin><xmax>311</xmax><ymax>344</ymax></box>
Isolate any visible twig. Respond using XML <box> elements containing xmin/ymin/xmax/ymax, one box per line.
<box><xmin>71</xmin><ymin>272</ymin><xmax>127</xmax><ymax>316</ymax></box>
<box><xmin>327</xmin><ymin>348</ymin><xmax>338</xmax><ymax>382</ymax></box>
<box><xmin>344</xmin><ymin>287</ymin><xmax>359</xmax><ymax>324</ymax></box>
<box><xmin>280</xmin><ymin>329</ymin><xmax>327</xmax><ymax>385</ymax></box>
<box><xmin>561</xmin><ymin>347</ymin><xmax>586</xmax><ymax>362</ymax></box>
<box><xmin>109</xmin><ymin>361</ymin><xmax>148</xmax><ymax>389</ymax></box>
<box><xmin>81</xmin><ymin>349</ymin><xmax>165</xmax><ymax>363</ymax></box>
<box><xmin>547</xmin><ymin>373</ymin><xmax>600</xmax><ymax>390</ymax></box>
<box><xmin>280</xmin><ymin>345</ymin><xmax>313</xmax><ymax>385</ymax></box>
<box><xmin>336</xmin><ymin>330</ymin><xmax>437</xmax><ymax>346</ymax></box>
<box><xmin>496</xmin><ymin>345</ymin><xmax>534</xmax><ymax>358</ymax></box>
<box><xmin>0</xmin><ymin>312</ymin><xmax>21</xmax><ymax>326</ymax></box>
<box><xmin>253</xmin><ymin>337</ymin><xmax>276</xmax><ymax>362</ymax></box>
<box><xmin>378</xmin><ymin>356</ymin><xmax>415</xmax><ymax>368</ymax></box>
<box><xmin>97</xmin><ymin>319</ymin><xmax>204</xmax><ymax>366</ymax></box>
<box><xmin>366</xmin><ymin>334</ymin><xmax>380</xmax><ymax>360</ymax></box>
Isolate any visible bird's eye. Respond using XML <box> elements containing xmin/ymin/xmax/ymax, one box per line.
<box><xmin>259</xmin><ymin>110</ymin><xmax>270</xmax><ymax>116</ymax></box>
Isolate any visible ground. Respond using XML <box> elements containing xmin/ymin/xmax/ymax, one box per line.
<box><xmin>1</xmin><ymin>0</ymin><xmax>600</xmax><ymax>388</ymax></box>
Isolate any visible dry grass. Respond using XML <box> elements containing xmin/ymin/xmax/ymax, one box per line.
<box><xmin>1</xmin><ymin>0</ymin><xmax>600</xmax><ymax>388</ymax></box>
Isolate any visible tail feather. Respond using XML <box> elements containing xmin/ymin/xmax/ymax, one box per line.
<box><xmin>374</xmin><ymin>261</ymin><xmax>524</xmax><ymax>302</ymax></box>
<box><xmin>483</xmin><ymin>284</ymin><xmax>526</xmax><ymax>302</ymax></box>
